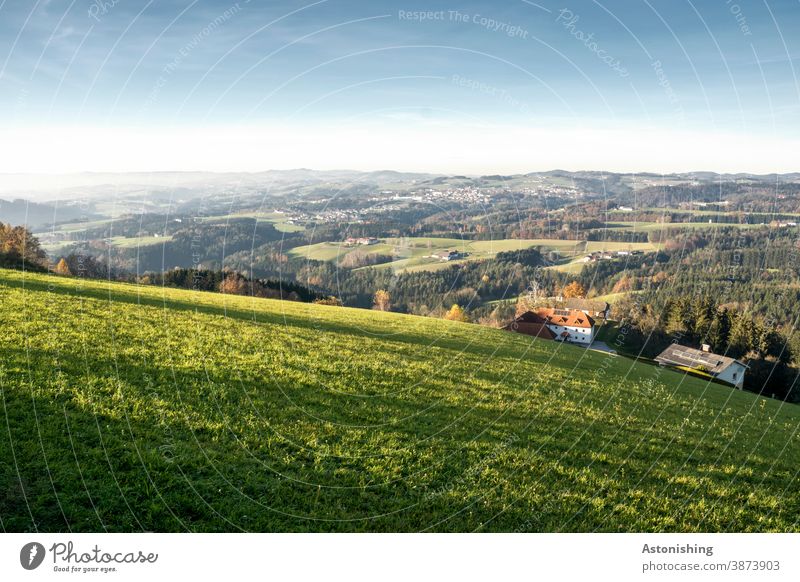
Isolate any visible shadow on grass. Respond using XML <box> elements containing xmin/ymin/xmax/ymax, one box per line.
<box><xmin>0</xmin><ymin>347</ymin><xmax>548</xmax><ymax>532</ymax></box>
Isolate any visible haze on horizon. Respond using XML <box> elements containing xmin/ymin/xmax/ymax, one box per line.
<box><xmin>1</xmin><ymin>0</ymin><xmax>799</xmax><ymax>175</ymax></box>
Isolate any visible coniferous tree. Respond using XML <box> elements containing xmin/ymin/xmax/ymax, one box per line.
<box><xmin>752</xmin><ymin>322</ymin><xmax>783</xmax><ymax>360</ymax></box>
<box><xmin>692</xmin><ymin>296</ymin><xmax>715</xmax><ymax>344</ymax></box>
<box><xmin>665</xmin><ymin>296</ymin><xmax>690</xmax><ymax>338</ymax></box>
<box><xmin>728</xmin><ymin>312</ymin><xmax>752</xmax><ymax>358</ymax></box>
<box><xmin>708</xmin><ymin>308</ymin><xmax>731</xmax><ymax>352</ymax></box>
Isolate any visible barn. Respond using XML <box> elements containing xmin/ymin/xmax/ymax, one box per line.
<box><xmin>503</xmin><ymin>311</ymin><xmax>556</xmax><ymax>339</ymax></box>
<box><xmin>655</xmin><ymin>344</ymin><xmax>748</xmax><ymax>389</ymax></box>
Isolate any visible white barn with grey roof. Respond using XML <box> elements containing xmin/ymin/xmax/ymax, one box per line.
<box><xmin>654</xmin><ymin>344</ymin><xmax>748</xmax><ymax>389</ymax></box>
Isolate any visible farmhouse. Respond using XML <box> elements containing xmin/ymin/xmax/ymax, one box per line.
<box><xmin>582</xmin><ymin>251</ymin><xmax>615</xmax><ymax>263</ymax></box>
<box><xmin>535</xmin><ymin>308</ymin><xmax>596</xmax><ymax>345</ymax></box>
<box><xmin>504</xmin><ymin>308</ymin><xmax>596</xmax><ymax>345</ymax></box>
<box><xmin>431</xmin><ymin>250</ymin><xmax>464</xmax><ymax>261</ymax></box>
<box><xmin>583</xmin><ymin>249</ymin><xmax>644</xmax><ymax>263</ymax></box>
<box><xmin>654</xmin><ymin>344</ymin><xmax>748</xmax><ymax>389</ymax></box>
<box><xmin>344</xmin><ymin>237</ymin><xmax>379</xmax><ymax>246</ymax></box>
<box><xmin>503</xmin><ymin>311</ymin><xmax>555</xmax><ymax>339</ymax></box>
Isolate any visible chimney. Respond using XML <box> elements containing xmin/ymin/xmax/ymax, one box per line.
<box><xmin>701</xmin><ymin>344</ymin><xmax>711</xmax><ymax>353</ymax></box>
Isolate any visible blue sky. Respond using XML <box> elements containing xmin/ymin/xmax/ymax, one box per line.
<box><xmin>1</xmin><ymin>0</ymin><xmax>799</xmax><ymax>173</ymax></box>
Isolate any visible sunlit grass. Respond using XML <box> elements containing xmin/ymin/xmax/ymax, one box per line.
<box><xmin>0</xmin><ymin>268</ymin><xmax>798</xmax><ymax>532</ymax></box>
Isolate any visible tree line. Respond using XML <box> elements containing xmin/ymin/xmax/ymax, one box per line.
<box><xmin>613</xmin><ymin>293</ymin><xmax>799</xmax><ymax>401</ymax></box>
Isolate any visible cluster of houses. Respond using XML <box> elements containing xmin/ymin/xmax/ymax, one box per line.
<box><xmin>343</xmin><ymin>236</ymin><xmax>379</xmax><ymax>246</ymax></box>
<box><xmin>769</xmin><ymin>220</ymin><xmax>798</xmax><ymax>228</ymax></box>
<box><xmin>505</xmin><ymin>300</ymin><xmax>748</xmax><ymax>389</ymax></box>
<box><xmin>582</xmin><ymin>249</ymin><xmax>643</xmax><ymax>263</ymax></box>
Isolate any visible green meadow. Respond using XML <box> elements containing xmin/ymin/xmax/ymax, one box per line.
<box><xmin>289</xmin><ymin>237</ymin><xmax>657</xmax><ymax>273</ymax></box>
<box><xmin>108</xmin><ymin>235</ymin><xmax>174</xmax><ymax>248</ymax></box>
<box><xmin>603</xmin><ymin>221</ymin><xmax>768</xmax><ymax>232</ymax></box>
<box><xmin>609</xmin><ymin>207</ymin><xmax>800</xmax><ymax>218</ymax></box>
<box><xmin>34</xmin><ymin>222</ymin><xmax>173</xmax><ymax>255</ymax></box>
<box><xmin>1</xmin><ymin>268</ymin><xmax>798</xmax><ymax>532</ymax></box>
<box><xmin>204</xmin><ymin>211</ymin><xmax>306</xmax><ymax>233</ymax></box>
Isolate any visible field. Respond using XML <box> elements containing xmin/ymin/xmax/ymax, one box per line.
<box><xmin>38</xmin><ymin>218</ymin><xmax>116</xmax><ymax>234</ymax></box>
<box><xmin>1</xmin><ymin>268</ymin><xmax>799</xmax><ymax>532</ymax></box>
<box><xmin>592</xmin><ymin>290</ymin><xmax>642</xmax><ymax>304</ymax></box>
<box><xmin>39</xmin><ymin>240</ymin><xmax>76</xmax><ymax>254</ymax></box>
<box><xmin>37</xmin><ymin>235</ymin><xmax>171</xmax><ymax>258</ymax></box>
<box><xmin>610</xmin><ymin>207</ymin><xmax>800</xmax><ymax>218</ymax></box>
<box><xmin>289</xmin><ymin>237</ymin><xmax>658</xmax><ymax>273</ymax></box>
<box><xmin>108</xmin><ymin>235</ymin><xmax>173</xmax><ymax>248</ymax></box>
<box><xmin>602</xmin><ymin>221</ymin><xmax>768</xmax><ymax>232</ymax></box>
<box><xmin>34</xmin><ymin>220</ymin><xmax>174</xmax><ymax>256</ymax></box>
<box><xmin>536</xmin><ymin>240</ymin><xmax>661</xmax><ymax>273</ymax></box>
<box><xmin>204</xmin><ymin>211</ymin><xmax>305</xmax><ymax>233</ymax></box>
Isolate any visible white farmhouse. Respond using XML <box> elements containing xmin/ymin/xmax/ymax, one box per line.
<box><xmin>655</xmin><ymin>344</ymin><xmax>748</xmax><ymax>389</ymax></box>
<box><xmin>535</xmin><ymin>308</ymin><xmax>596</xmax><ymax>345</ymax></box>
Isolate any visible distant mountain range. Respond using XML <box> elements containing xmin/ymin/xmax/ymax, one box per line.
<box><xmin>0</xmin><ymin>169</ymin><xmax>441</xmax><ymax>201</ymax></box>
<box><xmin>1</xmin><ymin>169</ymin><xmax>798</xmax><ymax>226</ymax></box>
<box><xmin>0</xmin><ymin>198</ymin><xmax>96</xmax><ymax>229</ymax></box>
<box><xmin>1</xmin><ymin>168</ymin><xmax>799</xmax><ymax>200</ymax></box>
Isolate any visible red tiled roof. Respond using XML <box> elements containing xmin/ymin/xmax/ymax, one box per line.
<box><xmin>534</xmin><ymin>308</ymin><xmax>595</xmax><ymax>329</ymax></box>
<box><xmin>504</xmin><ymin>312</ymin><xmax>555</xmax><ymax>339</ymax></box>
<box><xmin>512</xmin><ymin>311</ymin><xmax>548</xmax><ymax>324</ymax></box>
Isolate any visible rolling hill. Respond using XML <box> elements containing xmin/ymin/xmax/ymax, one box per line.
<box><xmin>288</xmin><ymin>237</ymin><xmax>658</xmax><ymax>273</ymax></box>
<box><xmin>0</xmin><ymin>267</ymin><xmax>798</xmax><ymax>532</ymax></box>
<box><xmin>0</xmin><ymin>198</ymin><xmax>95</xmax><ymax>229</ymax></box>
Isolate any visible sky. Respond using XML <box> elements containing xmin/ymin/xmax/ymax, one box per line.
<box><xmin>1</xmin><ymin>0</ymin><xmax>799</xmax><ymax>174</ymax></box>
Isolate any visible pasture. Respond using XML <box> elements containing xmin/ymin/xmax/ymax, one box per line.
<box><xmin>1</xmin><ymin>268</ymin><xmax>798</xmax><ymax>532</ymax></box>
<box><xmin>108</xmin><ymin>235</ymin><xmax>174</xmax><ymax>248</ymax></box>
<box><xmin>289</xmin><ymin>237</ymin><xmax>658</xmax><ymax>273</ymax></box>
<box><xmin>203</xmin><ymin>211</ymin><xmax>306</xmax><ymax>232</ymax></box>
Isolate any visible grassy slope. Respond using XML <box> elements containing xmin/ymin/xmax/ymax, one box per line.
<box><xmin>610</xmin><ymin>207</ymin><xmax>800</xmax><ymax>218</ymax></box>
<box><xmin>109</xmin><ymin>235</ymin><xmax>174</xmax><ymax>248</ymax></box>
<box><xmin>203</xmin><ymin>212</ymin><xmax>305</xmax><ymax>233</ymax></box>
<box><xmin>592</xmin><ymin>291</ymin><xmax>643</xmax><ymax>304</ymax></box>
<box><xmin>604</xmin><ymin>221</ymin><xmax>766</xmax><ymax>232</ymax></box>
<box><xmin>1</xmin><ymin>268</ymin><xmax>798</xmax><ymax>533</ymax></box>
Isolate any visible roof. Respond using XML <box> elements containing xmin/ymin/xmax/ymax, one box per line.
<box><xmin>511</xmin><ymin>311</ymin><xmax>548</xmax><ymax>325</ymax></box>
<box><xmin>654</xmin><ymin>344</ymin><xmax>748</xmax><ymax>375</ymax></box>
<box><xmin>504</xmin><ymin>312</ymin><xmax>555</xmax><ymax>339</ymax></box>
<box><xmin>535</xmin><ymin>308</ymin><xmax>595</xmax><ymax>329</ymax></box>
